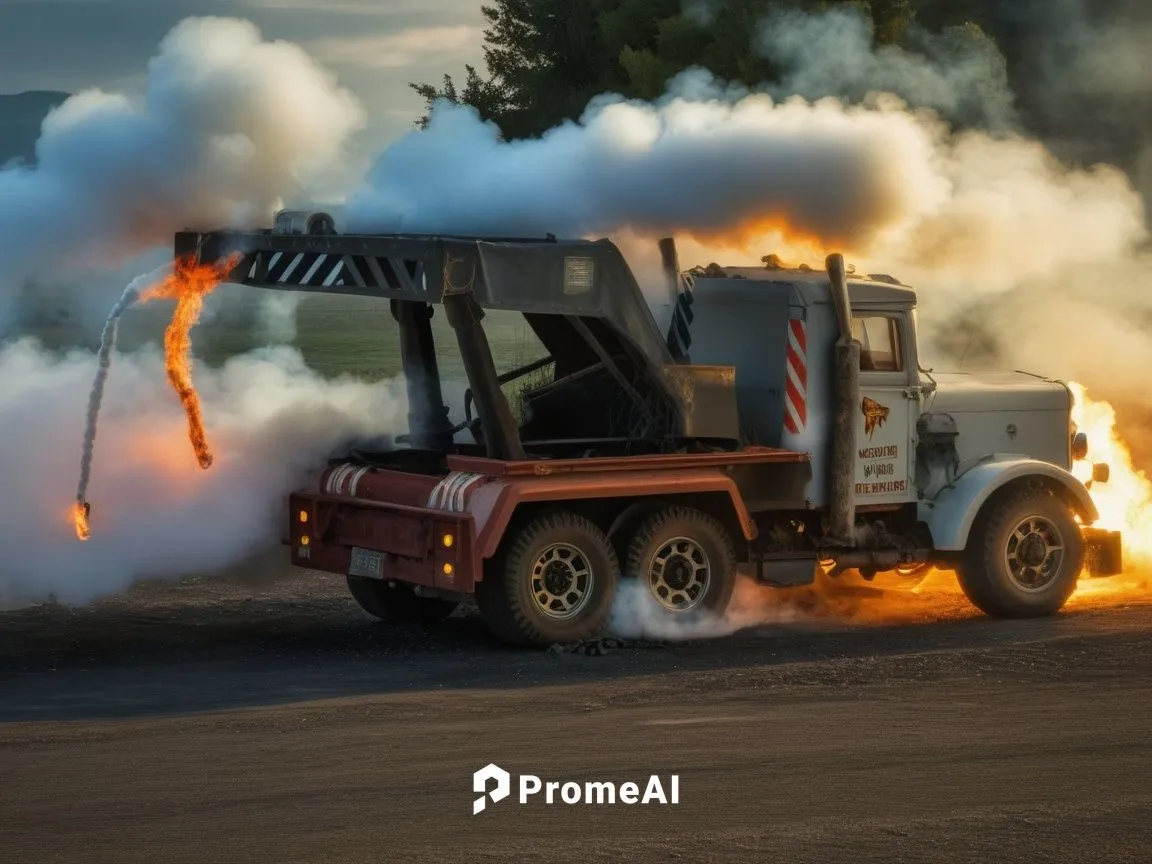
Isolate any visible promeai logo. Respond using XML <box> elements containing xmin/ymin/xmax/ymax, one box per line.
<box><xmin>473</xmin><ymin>763</ymin><xmax>511</xmax><ymax>815</ymax></box>
<box><xmin>471</xmin><ymin>764</ymin><xmax>680</xmax><ymax>814</ymax></box>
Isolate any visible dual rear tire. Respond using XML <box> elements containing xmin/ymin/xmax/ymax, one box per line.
<box><xmin>477</xmin><ymin>506</ymin><xmax>739</xmax><ymax>645</ymax></box>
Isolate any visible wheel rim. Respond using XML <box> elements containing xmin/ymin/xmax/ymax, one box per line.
<box><xmin>1004</xmin><ymin>515</ymin><xmax>1066</xmax><ymax>593</ymax></box>
<box><xmin>531</xmin><ymin>543</ymin><xmax>594</xmax><ymax>620</ymax></box>
<box><xmin>647</xmin><ymin>537</ymin><xmax>711</xmax><ymax>612</ymax></box>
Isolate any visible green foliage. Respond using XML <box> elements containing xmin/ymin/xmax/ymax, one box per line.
<box><xmin>410</xmin><ymin>0</ymin><xmax>993</xmax><ymax>139</ymax></box>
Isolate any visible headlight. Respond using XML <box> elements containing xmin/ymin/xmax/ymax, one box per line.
<box><xmin>1071</xmin><ymin>431</ymin><xmax>1088</xmax><ymax>461</ymax></box>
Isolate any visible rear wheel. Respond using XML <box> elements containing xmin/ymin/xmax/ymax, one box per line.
<box><xmin>958</xmin><ymin>488</ymin><xmax>1083</xmax><ymax>618</ymax></box>
<box><xmin>346</xmin><ymin>576</ymin><xmax>459</xmax><ymax>624</ymax></box>
<box><xmin>624</xmin><ymin>506</ymin><xmax>737</xmax><ymax>621</ymax></box>
<box><xmin>476</xmin><ymin>511</ymin><xmax>618</xmax><ymax>645</ymax></box>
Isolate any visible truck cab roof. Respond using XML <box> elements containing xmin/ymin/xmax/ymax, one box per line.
<box><xmin>700</xmin><ymin>265</ymin><xmax>918</xmax><ymax>307</ymax></box>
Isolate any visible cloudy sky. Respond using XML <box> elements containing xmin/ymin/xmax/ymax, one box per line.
<box><xmin>1</xmin><ymin>0</ymin><xmax>486</xmax><ymax>169</ymax></box>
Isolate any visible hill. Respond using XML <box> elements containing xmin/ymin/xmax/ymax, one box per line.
<box><xmin>0</xmin><ymin>90</ymin><xmax>69</xmax><ymax>166</ymax></box>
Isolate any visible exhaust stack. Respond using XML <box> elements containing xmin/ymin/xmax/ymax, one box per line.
<box><xmin>826</xmin><ymin>253</ymin><xmax>859</xmax><ymax>547</ymax></box>
<box><xmin>659</xmin><ymin>237</ymin><xmax>691</xmax><ymax>361</ymax></box>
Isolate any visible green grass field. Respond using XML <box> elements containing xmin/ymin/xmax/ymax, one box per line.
<box><xmin>51</xmin><ymin>285</ymin><xmax>547</xmax><ymax>383</ymax></box>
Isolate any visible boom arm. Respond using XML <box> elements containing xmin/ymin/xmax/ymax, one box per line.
<box><xmin>175</xmin><ymin>230</ymin><xmax>444</xmax><ymax>301</ymax></box>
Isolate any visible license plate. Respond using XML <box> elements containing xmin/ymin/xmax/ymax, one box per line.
<box><xmin>349</xmin><ymin>547</ymin><xmax>384</xmax><ymax>579</ymax></box>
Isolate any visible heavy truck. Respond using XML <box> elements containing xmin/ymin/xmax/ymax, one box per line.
<box><xmin>175</xmin><ymin>214</ymin><xmax>1123</xmax><ymax>645</ymax></box>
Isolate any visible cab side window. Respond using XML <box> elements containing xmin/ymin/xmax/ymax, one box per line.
<box><xmin>851</xmin><ymin>316</ymin><xmax>902</xmax><ymax>373</ymax></box>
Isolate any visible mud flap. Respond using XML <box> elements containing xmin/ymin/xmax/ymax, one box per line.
<box><xmin>1083</xmin><ymin>528</ymin><xmax>1123</xmax><ymax>577</ymax></box>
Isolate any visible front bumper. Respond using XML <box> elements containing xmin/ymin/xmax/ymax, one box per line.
<box><xmin>1082</xmin><ymin>527</ymin><xmax>1123</xmax><ymax>577</ymax></box>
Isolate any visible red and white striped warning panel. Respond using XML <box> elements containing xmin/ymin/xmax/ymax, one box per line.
<box><xmin>784</xmin><ymin>319</ymin><xmax>808</xmax><ymax>435</ymax></box>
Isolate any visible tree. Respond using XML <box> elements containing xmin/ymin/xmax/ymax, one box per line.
<box><xmin>410</xmin><ymin>0</ymin><xmax>946</xmax><ymax>139</ymax></box>
<box><xmin>409</xmin><ymin>66</ymin><xmax>507</xmax><ymax>130</ymax></box>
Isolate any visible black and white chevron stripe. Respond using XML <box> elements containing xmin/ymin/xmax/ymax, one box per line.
<box><xmin>243</xmin><ymin>251</ymin><xmax>426</xmax><ymax>293</ymax></box>
<box><xmin>665</xmin><ymin>274</ymin><xmax>695</xmax><ymax>360</ymax></box>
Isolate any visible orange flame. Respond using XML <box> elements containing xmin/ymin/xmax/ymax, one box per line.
<box><xmin>72</xmin><ymin>500</ymin><xmax>91</xmax><ymax>542</ymax></box>
<box><xmin>140</xmin><ymin>255</ymin><xmax>238</xmax><ymax>470</ymax></box>
<box><xmin>1068</xmin><ymin>383</ymin><xmax>1152</xmax><ymax>582</ymax></box>
<box><xmin>687</xmin><ymin>214</ymin><xmax>843</xmax><ymax>264</ymax></box>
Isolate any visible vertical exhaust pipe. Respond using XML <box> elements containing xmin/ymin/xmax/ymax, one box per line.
<box><xmin>659</xmin><ymin>237</ymin><xmax>691</xmax><ymax>361</ymax></box>
<box><xmin>658</xmin><ymin>237</ymin><xmax>680</xmax><ymax>292</ymax></box>
<box><xmin>826</xmin><ymin>253</ymin><xmax>858</xmax><ymax>547</ymax></box>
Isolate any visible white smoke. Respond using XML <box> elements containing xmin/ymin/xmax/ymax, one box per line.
<box><xmin>0</xmin><ymin>340</ymin><xmax>404</xmax><ymax>609</ymax></box>
<box><xmin>609</xmin><ymin>575</ymin><xmax>806</xmax><ymax>641</ymax></box>
<box><xmin>347</xmin><ymin>68</ymin><xmax>1145</xmax><ymax>285</ymax></box>
<box><xmin>347</xmin><ymin>79</ymin><xmax>947</xmax><ymax>246</ymax></box>
<box><xmin>0</xmin><ymin>16</ymin><xmax>364</xmax><ymax>327</ymax></box>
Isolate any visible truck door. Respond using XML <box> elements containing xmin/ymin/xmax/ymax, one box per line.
<box><xmin>852</xmin><ymin>314</ymin><xmax>917</xmax><ymax>505</ymax></box>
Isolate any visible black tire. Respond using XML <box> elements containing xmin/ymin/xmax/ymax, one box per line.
<box><xmin>624</xmin><ymin>505</ymin><xmax>737</xmax><ymax>620</ymax></box>
<box><xmin>958</xmin><ymin>487</ymin><xmax>1084</xmax><ymax>618</ymax></box>
<box><xmin>346</xmin><ymin>576</ymin><xmax>459</xmax><ymax>624</ymax></box>
<box><xmin>476</xmin><ymin>511</ymin><xmax>618</xmax><ymax>646</ymax></box>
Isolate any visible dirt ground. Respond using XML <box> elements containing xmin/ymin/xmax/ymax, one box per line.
<box><xmin>1</xmin><ymin>568</ymin><xmax>1150</xmax><ymax>863</ymax></box>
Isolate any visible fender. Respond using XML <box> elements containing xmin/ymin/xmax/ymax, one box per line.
<box><xmin>466</xmin><ymin>468</ymin><xmax>759</xmax><ymax>560</ymax></box>
<box><xmin>918</xmin><ymin>455</ymin><xmax>1099</xmax><ymax>552</ymax></box>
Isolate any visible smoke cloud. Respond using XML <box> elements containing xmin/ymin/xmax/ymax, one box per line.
<box><xmin>348</xmin><ymin>80</ymin><xmax>945</xmax><ymax>246</ymax></box>
<box><xmin>1014</xmin><ymin>0</ymin><xmax>1152</xmax><ymax>206</ymax></box>
<box><xmin>0</xmin><ymin>340</ymin><xmax>405</xmax><ymax>609</ymax></box>
<box><xmin>0</xmin><ymin>16</ymin><xmax>364</xmax><ymax>327</ymax></box>
<box><xmin>756</xmin><ymin>7</ymin><xmax>1017</xmax><ymax>131</ymax></box>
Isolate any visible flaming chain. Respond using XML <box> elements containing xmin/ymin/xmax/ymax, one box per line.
<box><xmin>72</xmin><ymin>255</ymin><xmax>236</xmax><ymax>541</ymax></box>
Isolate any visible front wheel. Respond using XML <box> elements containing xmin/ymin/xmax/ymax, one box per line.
<box><xmin>958</xmin><ymin>488</ymin><xmax>1084</xmax><ymax>618</ymax></box>
<box><xmin>476</xmin><ymin>511</ymin><xmax>619</xmax><ymax>645</ymax></box>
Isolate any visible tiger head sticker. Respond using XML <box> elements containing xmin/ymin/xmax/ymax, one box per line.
<box><xmin>861</xmin><ymin>396</ymin><xmax>890</xmax><ymax>439</ymax></box>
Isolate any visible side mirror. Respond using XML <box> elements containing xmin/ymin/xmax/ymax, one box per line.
<box><xmin>1092</xmin><ymin>463</ymin><xmax>1110</xmax><ymax>484</ymax></box>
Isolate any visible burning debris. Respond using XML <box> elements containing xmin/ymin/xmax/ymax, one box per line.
<box><xmin>139</xmin><ymin>255</ymin><xmax>238</xmax><ymax>471</ymax></box>
<box><xmin>71</xmin><ymin>256</ymin><xmax>235</xmax><ymax>541</ymax></box>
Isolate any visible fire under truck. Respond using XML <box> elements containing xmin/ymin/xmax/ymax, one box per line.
<box><xmin>176</xmin><ymin>213</ymin><xmax>1123</xmax><ymax>645</ymax></box>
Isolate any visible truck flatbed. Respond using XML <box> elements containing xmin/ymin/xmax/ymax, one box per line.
<box><xmin>445</xmin><ymin>446</ymin><xmax>809</xmax><ymax>477</ymax></box>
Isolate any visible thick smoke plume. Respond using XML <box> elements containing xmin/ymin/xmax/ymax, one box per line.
<box><xmin>0</xmin><ymin>16</ymin><xmax>363</xmax><ymax>327</ymax></box>
<box><xmin>0</xmin><ymin>341</ymin><xmax>404</xmax><ymax>609</ymax></box>
<box><xmin>347</xmin><ymin>70</ymin><xmax>1143</xmax><ymax>281</ymax></box>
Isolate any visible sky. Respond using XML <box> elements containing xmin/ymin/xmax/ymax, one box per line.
<box><xmin>0</xmin><ymin>0</ymin><xmax>487</xmax><ymax>175</ymax></box>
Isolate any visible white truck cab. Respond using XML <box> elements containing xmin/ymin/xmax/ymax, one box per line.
<box><xmin>680</xmin><ymin>259</ymin><xmax>1121</xmax><ymax>617</ymax></box>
